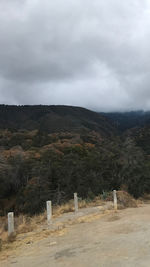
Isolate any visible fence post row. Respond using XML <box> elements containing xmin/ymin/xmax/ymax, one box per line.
<box><xmin>113</xmin><ymin>190</ymin><xmax>118</xmax><ymax>210</ymax></box>
<box><xmin>8</xmin><ymin>191</ymin><xmax>118</xmax><ymax>234</ymax></box>
<box><xmin>8</xmin><ymin>212</ymin><xmax>14</xmax><ymax>235</ymax></box>
<box><xmin>46</xmin><ymin>200</ymin><xmax>52</xmax><ymax>224</ymax></box>
<box><xmin>74</xmin><ymin>192</ymin><xmax>78</xmax><ymax>213</ymax></box>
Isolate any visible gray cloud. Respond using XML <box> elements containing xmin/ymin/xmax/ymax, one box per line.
<box><xmin>0</xmin><ymin>0</ymin><xmax>150</xmax><ymax>111</ymax></box>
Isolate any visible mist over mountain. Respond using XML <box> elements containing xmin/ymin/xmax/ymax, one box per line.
<box><xmin>101</xmin><ymin>110</ymin><xmax>150</xmax><ymax>132</ymax></box>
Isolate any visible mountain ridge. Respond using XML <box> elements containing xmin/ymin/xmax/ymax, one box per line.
<box><xmin>0</xmin><ymin>104</ymin><xmax>115</xmax><ymax>136</ymax></box>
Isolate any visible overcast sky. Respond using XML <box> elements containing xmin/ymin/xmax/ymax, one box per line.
<box><xmin>0</xmin><ymin>0</ymin><xmax>150</xmax><ymax>111</ymax></box>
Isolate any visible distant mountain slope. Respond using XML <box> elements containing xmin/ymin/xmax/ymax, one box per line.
<box><xmin>0</xmin><ymin>105</ymin><xmax>115</xmax><ymax>136</ymax></box>
<box><xmin>101</xmin><ymin>111</ymin><xmax>150</xmax><ymax>132</ymax></box>
<box><xmin>101</xmin><ymin>110</ymin><xmax>150</xmax><ymax>155</ymax></box>
<box><xmin>1</xmin><ymin>106</ymin><xmax>150</xmax><ymax>215</ymax></box>
<box><xmin>127</xmin><ymin>125</ymin><xmax>150</xmax><ymax>155</ymax></box>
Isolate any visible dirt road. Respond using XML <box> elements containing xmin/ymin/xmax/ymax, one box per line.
<box><xmin>1</xmin><ymin>204</ymin><xmax>150</xmax><ymax>267</ymax></box>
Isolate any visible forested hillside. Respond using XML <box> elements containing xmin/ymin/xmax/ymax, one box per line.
<box><xmin>102</xmin><ymin>111</ymin><xmax>150</xmax><ymax>132</ymax></box>
<box><xmin>0</xmin><ymin>105</ymin><xmax>114</xmax><ymax>136</ymax></box>
<box><xmin>0</xmin><ymin>105</ymin><xmax>150</xmax><ymax>215</ymax></box>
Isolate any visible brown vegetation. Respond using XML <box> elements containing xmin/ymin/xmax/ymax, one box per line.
<box><xmin>0</xmin><ymin>192</ymin><xmax>139</xmax><ymax>253</ymax></box>
<box><xmin>106</xmin><ymin>190</ymin><xmax>138</xmax><ymax>209</ymax></box>
<box><xmin>117</xmin><ymin>191</ymin><xmax>138</xmax><ymax>209</ymax></box>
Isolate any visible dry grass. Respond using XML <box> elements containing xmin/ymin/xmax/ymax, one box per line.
<box><xmin>0</xmin><ymin>196</ymin><xmax>104</xmax><ymax>251</ymax></box>
<box><xmin>117</xmin><ymin>191</ymin><xmax>138</xmax><ymax>209</ymax></box>
<box><xmin>53</xmin><ymin>200</ymin><xmax>75</xmax><ymax>217</ymax></box>
<box><xmin>53</xmin><ymin>197</ymin><xmax>104</xmax><ymax>217</ymax></box>
<box><xmin>106</xmin><ymin>190</ymin><xmax>138</xmax><ymax>209</ymax></box>
<box><xmin>1</xmin><ymin>209</ymin><xmax>112</xmax><ymax>262</ymax></box>
<box><xmin>7</xmin><ymin>232</ymin><xmax>17</xmax><ymax>243</ymax></box>
<box><xmin>0</xmin><ymin>192</ymin><xmax>138</xmax><ymax>253</ymax></box>
<box><xmin>0</xmin><ymin>226</ymin><xmax>68</xmax><ymax>261</ymax></box>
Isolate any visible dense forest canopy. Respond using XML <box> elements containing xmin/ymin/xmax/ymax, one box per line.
<box><xmin>0</xmin><ymin>105</ymin><xmax>150</xmax><ymax>215</ymax></box>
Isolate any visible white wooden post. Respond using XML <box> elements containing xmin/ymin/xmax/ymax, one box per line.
<box><xmin>74</xmin><ymin>193</ymin><xmax>78</xmax><ymax>213</ymax></box>
<box><xmin>8</xmin><ymin>212</ymin><xmax>14</xmax><ymax>235</ymax></box>
<box><xmin>46</xmin><ymin>201</ymin><xmax>52</xmax><ymax>224</ymax></box>
<box><xmin>113</xmin><ymin>190</ymin><xmax>118</xmax><ymax>210</ymax></box>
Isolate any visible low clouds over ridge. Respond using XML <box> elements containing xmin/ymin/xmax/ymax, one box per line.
<box><xmin>0</xmin><ymin>0</ymin><xmax>150</xmax><ymax>111</ymax></box>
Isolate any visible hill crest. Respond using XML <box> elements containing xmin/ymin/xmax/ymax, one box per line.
<box><xmin>0</xmin><ymin>105</ymin><xmax>115</xmax><ymax>136</ymax></box>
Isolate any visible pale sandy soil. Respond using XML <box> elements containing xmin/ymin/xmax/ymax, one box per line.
<box><xmin>1</xmin><ymin>204</ymin><xmax>150</xmax><ymax>267</ymax></box>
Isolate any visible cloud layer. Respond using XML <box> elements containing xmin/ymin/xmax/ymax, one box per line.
<box><xmin>0</xmin><ymin>0</ymin><xmax>150</xmax><ymax>111</ymax></box>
